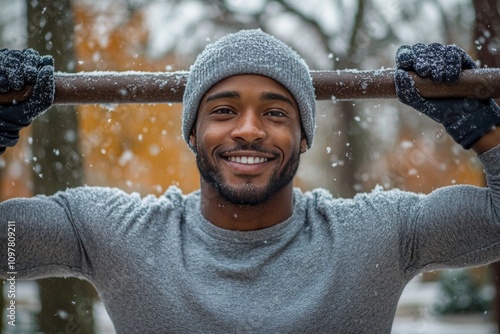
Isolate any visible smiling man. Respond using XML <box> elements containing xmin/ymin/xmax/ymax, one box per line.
<box><xmin>1</xmin><ymin>29</ymin><xmax>500</xmax><ymax>333</ymax></box>
<box><xmin>193</xmin><ymin>75</ymin><xmax>305</xmax><ymax>230</ymax></box>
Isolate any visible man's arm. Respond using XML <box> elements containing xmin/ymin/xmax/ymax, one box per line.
<box><xmin>393</xmin><ymin>43</ymin><xmax>500</xmax><ymax>273</ymax></box>
<box><xmin>472</xmin><ymin>126</ymin><xmax>500</xmax><ymax>154</ymax></box>
<box><xmin>0</xmin><ymin>195</ymin><xmax>88</xmax><ymax>279</ymax></box>
<box><xmin>0</xmin><ymin>50</ymin><xmax>81</xmax><ymax>278</ymax></box>
<box><xmin>401</xmin><ymin>143</ymin><xmax>500</xmax><ymax>273</ymax></box>
<box><xmin>0</xmin><ymin>186</ymin><xmax>180</xmax><ymax>280</ymax></box>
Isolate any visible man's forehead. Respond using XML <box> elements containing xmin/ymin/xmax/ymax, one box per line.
<box><xmin>203</xmin><ymin>74</ymin><xmax>297</xmax><ymax>104</ymax></box>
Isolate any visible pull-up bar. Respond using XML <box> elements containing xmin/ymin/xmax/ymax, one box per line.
<box><xmin>1</xmin><ymin>68</ymin><xmax>500</xmax><ymax>105</ymax></box>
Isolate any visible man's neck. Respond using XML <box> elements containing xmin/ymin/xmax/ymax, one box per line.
<box><xmin>199</xmin><ymin>182</ymin><xmax>295</xmax><ymax>231</ymax></box>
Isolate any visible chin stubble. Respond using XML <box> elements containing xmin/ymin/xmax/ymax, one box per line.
<box><xmin>196</xmin><ymin>145</ymin><xmax>301</xmax><ymax>206</ymax></box>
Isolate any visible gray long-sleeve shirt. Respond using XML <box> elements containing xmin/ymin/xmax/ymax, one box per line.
<box><xmin>1</xmin><ymin>144</ymin><xmax>500</xmax><ymax>333</ymax></box>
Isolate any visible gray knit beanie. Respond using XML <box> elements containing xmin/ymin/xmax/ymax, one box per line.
<box><xmin>182</xmin><ymin>29</ymin><xmax>316</xmax><ymax>150</ymax></box>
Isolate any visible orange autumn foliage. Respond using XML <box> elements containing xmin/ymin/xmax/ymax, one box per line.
<box><xmin>73</xmin><ymin>3</ymin><xmax>199</xmax><ymax>196</ymax></box>
<box><xmin>379</xmin><ymin>132</ymin><xmax>485</xmax><ymax>193</ymax></box>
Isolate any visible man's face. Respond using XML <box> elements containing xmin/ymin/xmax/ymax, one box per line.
<box><xmin>191</xmin><ymin>74</ymin><xmax>306</xmax><ymax>206</ymax></box>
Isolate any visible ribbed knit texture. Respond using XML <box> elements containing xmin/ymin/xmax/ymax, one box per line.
<box><xmin>182</xmin><ymin>29</ymin><xmax>316</xmax><ymax>149</ymax></box>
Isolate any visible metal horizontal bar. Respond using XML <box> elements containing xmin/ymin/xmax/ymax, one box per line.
<box><xmin>1</xmin><ymin>68</ymin><xmax>500</xmax><ymax>105</ymax></box>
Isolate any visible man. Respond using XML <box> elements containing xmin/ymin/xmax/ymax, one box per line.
<box><xmin>1</xmin><ymin>29</ymin><xmax>500</xmax><ymax>333</ymax></box>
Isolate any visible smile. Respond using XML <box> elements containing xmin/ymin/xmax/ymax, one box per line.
<box><xmin>227</xmin><ymin>156</ymin><xmax>268</xmax><ymax>164</ymax></box>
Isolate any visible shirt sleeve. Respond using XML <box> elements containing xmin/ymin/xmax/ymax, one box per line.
<box><xmin>403</xmin><ymin>144</ymin><xmax>500</xmax><ymax>274</ymax></box>
<box><xmin>0</xmin><ymin>186</ymin><xmax>154</xmax><ymax>280</ymax></box>
<box><xmin>0</xmin><ymin>193</ymin><xmax>89</xmax><ymax>279</ymax></box>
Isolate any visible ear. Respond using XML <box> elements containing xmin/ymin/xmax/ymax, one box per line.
<box><xmin>189</xmin><ymin>130</ymin><xmax>197</xmax><ymax>148</ymax></box>
<box><xmin>300</xmin><ymin>136</ymin><xmax>307</xmax><ymax>153</ymax></box>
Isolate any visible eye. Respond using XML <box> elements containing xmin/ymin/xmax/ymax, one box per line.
<box><xmin>265</xmin><ymin>110</ymin><xmax>286</xmax><ymax>117</ymax></box>
<box><xmin>212</xmin><ymin>108</ymin><xmax>235</xmax><ymax>115</ymax></box>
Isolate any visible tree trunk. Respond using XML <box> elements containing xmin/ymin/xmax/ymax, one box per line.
<box><xmin>328</xmin><ymin>0</ymin><xmax>367</xmax><ymax>198</ymax></box>
<box><xmin>472</xmin><ymin>0</ymin><xmax>500</xmax><ymax>331</ymax></box>
<box><xmin>26</xmin><ymin>1</ymin><xmax>96</xmax><ymax>332</ymax></box>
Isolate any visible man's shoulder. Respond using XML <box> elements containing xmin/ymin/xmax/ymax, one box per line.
<box><xmin>50</xmin><ymin>185</ymin><xmax>196</xmax><ymax>211</ymax></box>
<box><xmin>296</xmin><ymin>186</ymin><xmax>422</xmax><ymax>213</ymax></box>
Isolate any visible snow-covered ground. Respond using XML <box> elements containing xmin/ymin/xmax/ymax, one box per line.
<box><xmin>392</xmin><ymin>278</ymin><xmax>497</xmax><ymax>334</ymax></box>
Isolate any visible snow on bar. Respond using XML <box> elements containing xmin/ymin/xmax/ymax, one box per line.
<box><xmin>1</xmin><ymin>68</ymin><xmax>500</xmax><ymax>105</ymax></box>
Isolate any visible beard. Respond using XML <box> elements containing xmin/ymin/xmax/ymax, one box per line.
<box><xmin>196</xmin><ymin>143</ymin><xmax>301</xmax><ymax>206</ymax></box>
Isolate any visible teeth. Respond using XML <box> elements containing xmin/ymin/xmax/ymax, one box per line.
<box><xmin>228</xmin><ymin>156</ymin><xmax>268</xmax><ymax>164</ymax></box>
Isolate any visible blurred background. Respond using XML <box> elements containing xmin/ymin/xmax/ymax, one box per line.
<box><xmin>0</xmin><ymin>0</ymin><xmax>499</xmax><ymax>333</ymax></box>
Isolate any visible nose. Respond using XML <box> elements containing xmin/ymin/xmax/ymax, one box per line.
<box><xmin>230</xmin><ymin>111</ymin><xmax>267</xmax><ymax>143</ymax></box>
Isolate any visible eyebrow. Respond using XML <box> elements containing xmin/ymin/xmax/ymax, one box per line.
<box><xmin>204</xmin><ymin>90</ymin><xmax>295</xmax><ymax>108</ymax></box>
<box><xmin>260</xmin><ymin>92</ymin><xmax>295</xmax><ymax>108</ymax></box>
<box><xmin>205</xmin><ymin>91</ymin><xmax>240</xmax><ymax>103</ymax></box>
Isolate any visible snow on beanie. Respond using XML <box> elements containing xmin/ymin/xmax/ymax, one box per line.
<box><xmin>182</xmin><ymin>29</ymin><xmax>316</xmax><ymax>150</ymax></box>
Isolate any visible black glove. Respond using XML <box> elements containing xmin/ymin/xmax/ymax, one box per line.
<box><xmin>0</xmin><ymin>48</ymin><xmax>54</xmax><ymax>155</ymax></box>
<box><xmin>394</xmin><ymin>43</ymin><xmax>500</xmax><ymax>149</ymax></box>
